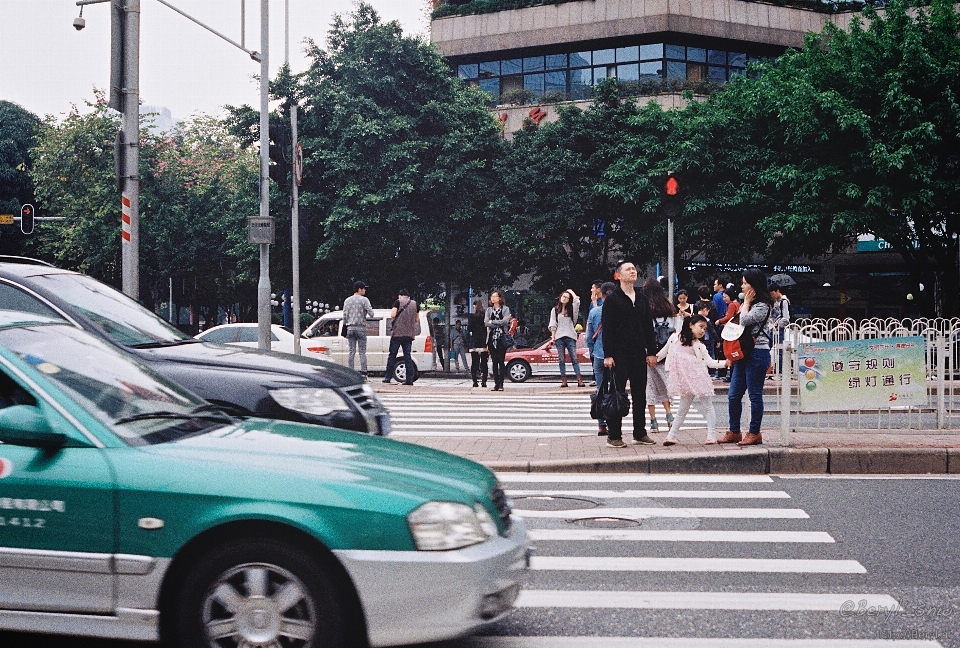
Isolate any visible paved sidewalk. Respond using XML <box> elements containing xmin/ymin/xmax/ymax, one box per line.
<box><xmin>372</xmin><ymin>375</ymin><xmax>960</xmax><ymax>475</ymax></box>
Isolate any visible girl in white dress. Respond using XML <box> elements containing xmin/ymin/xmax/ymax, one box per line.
<box><xmin>656</xmin><ymin>315</ymin><xmax>730</xmax><ymax>445</ymax></box>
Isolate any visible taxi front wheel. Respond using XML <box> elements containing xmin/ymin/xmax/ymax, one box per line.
<box><xmin>167</xmin><ymin>537</ymin><xmax>346</xmax><ymax>648</ymax></box>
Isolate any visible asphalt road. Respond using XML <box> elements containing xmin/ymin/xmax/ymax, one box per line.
<box><xmin>2</xmin><ymin>475</ymin><xmax>958</xmax><ymax>648</ymax></box>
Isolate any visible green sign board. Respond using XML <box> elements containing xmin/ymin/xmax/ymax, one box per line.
<box><xmin>798</xmin><ymin>336</ymin><xmax>926</xmax><ymax>412</ymax></box>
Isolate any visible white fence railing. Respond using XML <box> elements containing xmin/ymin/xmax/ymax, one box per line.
<box><xmin>774</xmin><ymin>318</ymin><xmax>960</xmax><ymax>443</ymax></box>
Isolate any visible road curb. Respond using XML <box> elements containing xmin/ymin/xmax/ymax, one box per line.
<box><xmin>483</xmin><ymin>447</ymin><xmax>956</xmax><ymax>475</ymax></box>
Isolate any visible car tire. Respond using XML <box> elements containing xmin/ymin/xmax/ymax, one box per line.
<box><xmin>167</xmin><ymin>537</ymin><xmax>347</xmax><ymax>648</ymax></box>
<box><xmin>394</xmin><ymin>359</ymin><xmax>419</xmax><ymax>384</ymax></box>
<box><xmin>506</xmin><ymin>359</ymin><xmax>531</xmax><ymax>383</ymax></box>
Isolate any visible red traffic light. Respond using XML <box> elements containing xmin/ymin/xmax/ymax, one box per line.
<box><xmin>665</xmin><ymin>175</ymin><xmax>679</xmax><ymax>197</ymax></box>
<box><xmin>20</xmin><ymin>204</ymin><xmax>34</xmax><ymax>235</ymax></box>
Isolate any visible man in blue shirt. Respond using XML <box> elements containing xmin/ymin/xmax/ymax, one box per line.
<box><xmin>712</xmin><ymin>277</ymin><xmax>728</xmax><ymax>320</ymax></box>
<box><xmin>586</xmin><ymin>282</ymin><xmax>616</xmax><ymax>436</ymax></box>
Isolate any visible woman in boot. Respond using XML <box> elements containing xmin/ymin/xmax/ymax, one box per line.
<box><xmin>467</xmin><ymin>300</ymin><xmax>489</xmax><ymax>388</ymax></box>
<box><xmin>485</xmin><ymin>290</ymin><xmax>511</xmax><ymax>391</ymax></box>
<box><xmin>549</xmin><ymin>289</ymin><xmax>585</xmax><ymax>387</ymax></box>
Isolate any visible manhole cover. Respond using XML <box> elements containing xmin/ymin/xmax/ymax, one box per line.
<box><xmin>571</xmin><ymin>516</ymin><xmax>642</xmax><ymax>529</ymax></box>
<box><xmin>512</xmin><ymin>496</ymin><xmax>599</xmax><ymax>511</ymax></box>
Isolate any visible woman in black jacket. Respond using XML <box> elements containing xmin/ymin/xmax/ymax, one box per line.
<box><xmin>467</xmin><ymin>300</ymin><xmax>489</xmax><ymax>388</ymax></box>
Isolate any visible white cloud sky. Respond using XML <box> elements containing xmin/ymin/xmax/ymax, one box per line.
<box><xmin>0</xmin><ymin>0</ymin><xmax>429</xmax><ymax>121</ymax></box>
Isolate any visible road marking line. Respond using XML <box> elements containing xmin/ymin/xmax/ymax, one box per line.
<box><xmin>509</xmin><ymin>490</ymin><xmax>790</xmax><ymax>499</ymax></box>
<box><xmin>462</xmin><ymin>636</ymin><xmax>934</xmax><ymax>647</ymax></box>
<box><xmin>390</xmin><ymin>431</ymin><xmax>589</xmax><ymax>437</ymax></box>
<box><xmin>531</xmin><ymin>556</ymin><xmax>865</xmax><ymax>574</ymax></box>
<box><xmin>514</xmin><ymin>507</ymin><xmax>808</xmax><ymax>519</ymax></box>
<box><xmin>527</xmin><ymin>530</ymin><xmax>834</xmax><ymax>543</ymax></box>
<box><xmin>515</xmin><ymin>590</ymin><xmax>899</xmax><ymax>612</ymax></box>
<box><xmin>497</xmin><ymin>474</ymin><xmax>774</xmax><ymax>483</ymax></box>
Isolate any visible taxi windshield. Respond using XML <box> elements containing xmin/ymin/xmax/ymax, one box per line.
<box><xmin>33</xmin><ymin>273</ymin><xmax>191</xmax><ymax>347</ymax></box>
<box><xmin>0</xmin><ymin>324</ymin><xmax>222</xmax><ymax>446</ymax></box>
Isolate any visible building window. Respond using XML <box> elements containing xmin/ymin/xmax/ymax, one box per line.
<box><xmin>665</xmin><ymin>44</ymin><xmax>685</xmax><ymax>60</ymax></box>
<box><xmin>523</xmin><ymin>56</ymin><xmax>545</xmax><ymax>72</ymax></box>
<box><xmin>666</xmin><ymin>60</ymin><xmax>686</xmax><ymax>79</ymax></box>
<box><xmin>616</xmin><ymin>64</ymin><xmax>640</xmax><ymax>82</ymax></box>
<box><xmin>570</xmin><ymin>51</ymin><xmax>591</xmax><ymax>67</ymax></box>
<box><xmin>687</xmin><ymin>47</ymin><xmax>707</xmax><ymax>63</ymax></box>
<box><xmin>480</xmin><ymin>60</ymin><xmax>500</xmax><ymax>77</ymax></box>
<box><xmin>545</xmin><ymin>70</ymin><xmax>567</xmax><ymax>94</ymax></box>
<box><xmin>502</xmin><ymin>58</ymin><xmax>522</xmax><ymax>75</ymax></box>
<box><xmin>616</xmin><ymin>46</ymin><xmax>639</xmax><ymax>63</ymax></box>
<box><xmin>593</xmin><ymin>48</ymin><xmax>615</xmax><ymax>65</ymax></box>
<box><xmin>639</xmin><ymin>61</ymin><xmax>663</xmax><ymax>79</ymax></box>
<box><xmin>546</xmin><ymin>53</ymin><xmax>568</xmax><ymax>70</ymax></box>
<box><xmin>479</xmin><ymin>78</ymin><xmax>501</xmax><ymax>95</ymax></box>
<box><xmin>639</xmin><ymin>43</ymin><xmax>663</xmax><ymax>60</ymax></box>
<box><xmin>708</xmin><ymin>66</ymin><xmax>727</xmax><ymax>82</ymax></box>
<box><xmin>458</xmin><ymin>63</ymin><xmax>479</xmax><ymax>79</ymax></box>
<box><xmin>524</xmin><ymin>73</ymin><xmax>545</xmax><ymax>93</ymax></box>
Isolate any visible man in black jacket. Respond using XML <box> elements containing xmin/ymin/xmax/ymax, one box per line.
<box><xmin>601</xmin><ymin>261</ymin><xmax>658</xmax><ymax>447</ymax></box>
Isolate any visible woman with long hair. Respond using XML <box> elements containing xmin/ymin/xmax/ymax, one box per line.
<box><xmin>719</xmin><ymin>268</ymin><xmax>774</xmax><ymax>446</ymax></box>
<box><xmin>467</xmin><ymin>299</ymin><xmax>489</xmax><ymax>388</ymax></box>
<box><xmin>485</xmin><ymin>290</ymin><xmax>512</xmax><ymax>391</ymax></box>
<box><xmin>642</xmin><ymin>278</ymin><xmax>678</xmax><ymax>432</ymax></box>
<box><xmin>675</xmin><ymin>289</ymin><xmax>693</xmax><ymax>317</ymax></box>
<box><xmin>549</xmin><ymin>289</ymin><xmax>584</xmax><ymax>387</ymax></box>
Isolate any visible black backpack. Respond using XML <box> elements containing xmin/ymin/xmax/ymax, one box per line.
<box><xmin>653</xmin><ymin>317</ymin><xmax>675</xmax><ymax>353</ymax></box>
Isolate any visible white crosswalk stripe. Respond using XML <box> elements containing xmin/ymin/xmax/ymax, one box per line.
<box><xmin>477</xmin><ymin>473</ymin><xmax>944</xmax><ymax>648</ymax></box>
<box><xmin>381</xmin><ymin>393</ymin><xmax>706</xmax><ymax>437</ymax></box>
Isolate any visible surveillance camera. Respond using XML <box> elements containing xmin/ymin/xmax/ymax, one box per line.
<box><xmin>73</xmin><ymin>16</ymin><xmax>86</xmax><ymax>30</ymax></box>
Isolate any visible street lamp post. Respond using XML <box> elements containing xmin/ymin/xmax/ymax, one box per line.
<box><xmin>256</xmin><ymin>0</ymin><xmax>272</xmax><ymax>351</ymax></box>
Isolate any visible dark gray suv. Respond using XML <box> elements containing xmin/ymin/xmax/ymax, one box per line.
<box><xmin>0</xmin><ymin>258</ymin><xmax>390</xmax><ymax>435</ymax></box>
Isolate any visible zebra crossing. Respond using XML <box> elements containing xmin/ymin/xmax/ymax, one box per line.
<box><xmin>380</xmin><ymin>392</ymin><xmax>708</xmax><ymax>437</ymax></box>
<box><xmin>454</xmin><ymin>473</ymin><xmax>944</xmax><ymax>648</ymax></box>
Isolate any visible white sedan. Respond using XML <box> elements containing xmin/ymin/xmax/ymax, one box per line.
<box><xmin>197</xmin><ymin>323</ymin><xmax>299</xmax><ymax>354</ymax></box>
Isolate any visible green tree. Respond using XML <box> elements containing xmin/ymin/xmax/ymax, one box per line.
<box><xmin>255</xmin><ymin>3</ymin><xmax>509</xmax><ymax>305</ymax></box>
<box><xmin>0</xmin><ymin>100</ymin><xmax>41</xmax><ymax>255</ymax></box>
<box><xmin>747</xmin><ymin>0</ymin><xmax>960</xmax><ymax>316</ymax></box>
<box><xmin>29</xmin><ymin>95</ymin><xmax>260</xmax><ymax>325</ymax></box>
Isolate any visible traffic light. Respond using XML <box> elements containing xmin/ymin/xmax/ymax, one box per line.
<box><xmin>20</xmin><ymin>204</ymin><xmax>34</xmax><ymax>235</ymax></box>
<box><xmin>661</xmin><ymin>172</ymin><xmax>682</xmax><ymax>220</ymax></box>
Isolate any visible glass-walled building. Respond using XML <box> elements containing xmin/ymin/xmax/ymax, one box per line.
<box><xmin>453</xmin><ymin>39</ymin><xmax>775</xmax><ymax>102</ymax></box>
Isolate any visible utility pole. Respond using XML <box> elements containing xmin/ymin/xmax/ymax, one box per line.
<box><xmin>121</xmin><ymin>0</ymin><xmax>140</xmax><ymax>300</ymax></box>
<box><xmin>287</xmin><ymin>0</ymin><xmax>303</xmax><ymax>355</ymax></box>
<box><xmin>256</xmin><ymin>0</ymin><xmax>272</xmax><ymax>351</ymax></box>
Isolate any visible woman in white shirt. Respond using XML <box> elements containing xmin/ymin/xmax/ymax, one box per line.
<box><xmin>549</xmin><ymin>289</ymin><xmax>584</xmax><ymax>387</ymax></box>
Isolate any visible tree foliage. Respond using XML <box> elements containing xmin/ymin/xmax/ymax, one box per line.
<box><xmin>28</xmin><ymin>94</ymin><xmax>259</xmax><ymax>325</ymax></box>
<box><xmin>0</xmin><ymin>100</ymin><xmax>41</xmax><ymax>255</ymax></box>
<box><xmin>226</xmin><ymin>3</ymin><xmax>511</xmax><ymax>306</ymax></box>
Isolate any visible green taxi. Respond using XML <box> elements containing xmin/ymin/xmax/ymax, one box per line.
<box><xmin>0</xmin><ymin>315</ymin><xmax>529</xmax><ymax>647</ymax></box>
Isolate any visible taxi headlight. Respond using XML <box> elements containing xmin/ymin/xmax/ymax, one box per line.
<box><xmin>408</xmin><ymin>501</ymin><xmax>494</xmax><ymax>551</ymax></box>
<box><xmin>269</xmin><ymin>388</ymin><xmax>351</xmax><ymax>416</ymax></box>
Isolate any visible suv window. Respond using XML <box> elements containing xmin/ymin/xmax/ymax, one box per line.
<box><xmin>201</xmin><ymin>327</ymin><xmax>239</xmax><ymax>344</ymax></box>
<box><xmin>236</xmin><ymin>327</ymin><xmax>279</xmax><ymax>343</ymax></box>
<box><xmin>0</xmin><ymin>281</ymin><xmax>67</xmax><ymax>321</ymax></box>
<box><xmin>32</xmin><ymin>273</ymin><xmax>189</xmax><ymax>348</ymax></box>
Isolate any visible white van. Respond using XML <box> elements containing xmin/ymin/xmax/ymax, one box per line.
<box><xmin>303</xmin><ymin>308</ymin><xmax>436</xmax><ymax>382</ymax></box>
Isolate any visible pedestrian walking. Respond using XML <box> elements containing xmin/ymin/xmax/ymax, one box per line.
<box><xmin>601</xmin><ymin>261</ymin><xmax>658</xmax><ymax>448</ymax></box>
<box><xmin>550</xmin><ymin>289</ymin><xmax>585</xmax><ymax>387</ymax></box>
<box><xmin>342</xmin><ymin>280</ymin><xmax>374</xmax><ymax>375</ymax></box>
<box><xmin>658</xmin><ymin>315</ymin><xmax>730</xmax><ymax>445</ymax></box>
<box><xmin>468</xmin><ymin>300</ymin><xmax>489</xmax><ymax>388</ymax></box>
<box><xmin>485</xmin><ymin>290</ymin><xmax>512</xmax><ymax>391</ymax></box>
<box><xmin>642</xmin><ymin>278</ymin><xmax>678</xmax><ymax>432</ymax></box>
<box><xmin>450</xmin><ymin>320</ymin><xmax>469</xmax><ymax>372</ymax></box>
<box><xmin>383</xmin><ymin>289</ymin><xmax>420</xmax><ymax>385</ymax></box>
<box><xmin>586</xmin><ymin>281</ymin><xmax>616</xmax><ymax>435</ymax></box>
<box><xmin>719</xmin><ymin>269</ymin><xmax>774</xmax><ymax>446</ymax></box>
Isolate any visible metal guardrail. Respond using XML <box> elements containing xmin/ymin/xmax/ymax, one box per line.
<box><xmin>773</xmin><ymin>318</ymin><xmax>960</xmax><ymax>443</ymax></box>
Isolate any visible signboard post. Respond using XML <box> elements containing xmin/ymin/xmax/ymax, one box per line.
<box><xmin>798</xmin><ymin>336</ymin><xmax>926</xmax><ymax>412</ymax></box>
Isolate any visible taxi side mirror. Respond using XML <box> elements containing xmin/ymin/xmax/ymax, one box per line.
<box><xmin>0</xmin><ymin>405</ymin><xmax>66</xmax><ymax>450</ymax></box>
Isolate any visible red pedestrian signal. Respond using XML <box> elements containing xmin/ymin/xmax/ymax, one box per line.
<box><xmin>20</xmin><ymin>204</ymin><xmax>34</xmax><ymax>235</ymax></box>
<box><xmin>665</xmin><ymin>175</ymin><xmax>679</xmax><ymax>197</ymax></box>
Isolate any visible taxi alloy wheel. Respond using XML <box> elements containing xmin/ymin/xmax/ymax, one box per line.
<box><xmin>393</xmin><ymin>359</ymin><xmax>418</xmax><ymax>384</ymax></box>
<box><xmin>169</xmin><ymin>538</ymin><xmax>346</xmax><ymax>648</ymax></box>
<box><xmin>506</xmin><ymin>359</ymin><xmax>530</xmax><ymax>383</ymax></box>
